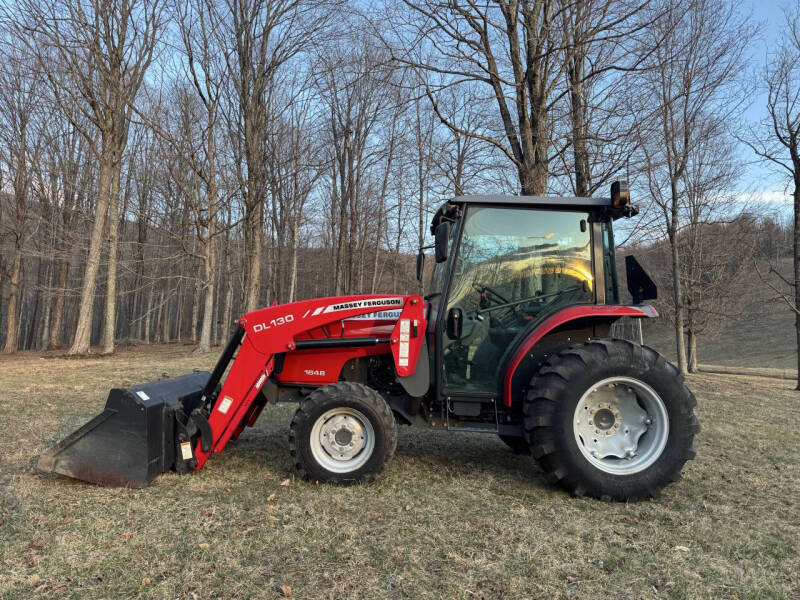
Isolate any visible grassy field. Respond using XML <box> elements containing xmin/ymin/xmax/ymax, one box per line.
<box><xmin>1</xmin><ymin>345</ymin><xmax>799</xmax><ymax>599</ymax></box>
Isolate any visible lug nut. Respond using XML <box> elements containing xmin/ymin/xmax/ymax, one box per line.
<box><xmin>595</xmin><ymin>429</ymin><xmax>601</xmax><ymax>434</ymax></box>
<box><xmin>588</xmin><ymin>420</ymin><xmax>593</xmax><ymax>425</ymax></box>
<box><xmin>614</xmin><ymin>423</ymin><xmax>620</xmax><ymax>429</ymax></box>
<box><xmin>606</xmin><ymin>431</ymin><xmax>612</xmax><ymax>436</ymax></box>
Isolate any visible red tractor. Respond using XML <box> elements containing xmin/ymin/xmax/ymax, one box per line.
<box><xmin>38</xmin><ymin>182</ymin><xmax>699</xmax><ymax>501</ymax></box>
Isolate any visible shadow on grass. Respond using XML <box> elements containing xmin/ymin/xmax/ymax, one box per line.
<box><xmin>224</xmin><ymin>413</ymin><xmax>547</xmax><ymax>490</ymax></box>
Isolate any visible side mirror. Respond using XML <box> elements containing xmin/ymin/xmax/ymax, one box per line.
<box><xmin>434</xmin><ymin>222</ymin><xmax>450</xmax><ymax>263</ymax></box>
<box><xmin>625</xmin><ymin>255</ymin><xmax>657</xmax><ymax>304</ymax></box>
<box><xmin>446</xmin><ymin>307</ymin><xmax>463</xmax><ymax>339</ymax></box>
<box><xmin>416</xmin><ymin>250</ymin><xmax>425</xmax><ymax>282</ymax></box>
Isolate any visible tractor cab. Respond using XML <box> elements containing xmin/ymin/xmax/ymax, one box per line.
<box><xmin>417</xmin><ymin>182</ymin><xmax>649</xmax><ymax>417</ymax></box>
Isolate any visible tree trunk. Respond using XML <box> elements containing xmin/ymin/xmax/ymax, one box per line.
<box><xmin>176</xmin><ymin>285</ymin><xmax>184</xmax><ymax>342</ymax></box>
<box><xmin>519</xmin><ymin>100</ymin><xmax>549</xmax><ymax>195</ymax></box>
<box><xmin>794</xmin><ymin>183</ymin><xmax>800</xmax><ymax>390</ymax></box>
<box><xmin>101</xmin><ymin>163</ymin><xmax>122</xmax><ymax>354</ymax></box>
<box><xmin>69</xmin><ymin>152</ymin><xmax>113</xmax><ymax>355</ymax></box>
<box><xmin>370</xmin><ymin>206</ymin><xmax>383</xmax><ymax>294</ymax></box>
<box><xmin>667</xmin><ymin>186</ymin><xmax>691</xmax><ymax>371</ymax></box>
<box><xmin>688</xmin><ymin>328</ymin><xmax>698</xmax><ymax>373</ymax></box>
<box><xmin>48</xmin><ymin>259</ymin><xmax>69</xmax><ymax>349</ymax></box>
<box><xmin>221</xmin><ymin>204</ymin><xmax>233</xmax><ymax>343</ymax></box>
<box><xmin>190</xmin><ymin>276</ymin><xmax>200</xmax><ymax>344</ymax></box>
<box><xmin>670</xmin><ymin>236</ymin><xmax>688</xmax><ymax>376</ymax></box>
<box><xmin>287</xmin><ymin>214</ymin><xmax>299</xmax><ymax>303</ymax></box>
<box><xmin>197</xmin><ymin>231</ymin><xmax>216</xmax><ymax>353</ymax></box>
<box><xmin>26</xmin><ymin>258</ymin><xmax>46</xmax><ymax>350</ymax></box>
<box><xmin>569</xmin><ymin>62</ymin><xmax>591</xmax><ymax>196</ymax></box>
<box><xmin>669</xmin><ymin>179</ymin><xmax>688</xmax><ymax>376</ymax></box>
<box><xmin>144</xmin><ymin>284</ymin><xmax>154</xmax><ymax>344</ymax></box>
<box><xmin>162</xmin><ymin>293</ymin><xmax>171</xmax><ymax>343</ymax></box>
<box><xmin>244</xmin><ymin>198</ymin><xmax>262</xmax><ymax>312</ymax></box>
<box><xmin>40</xmin><ymin>254</ymin><xmax>54</xmax><ymax>350</ymax></box>
<box><xmin>2</xmin><ymin>246</ymin><xmax>22</xmax><ymax>353</ymax></box>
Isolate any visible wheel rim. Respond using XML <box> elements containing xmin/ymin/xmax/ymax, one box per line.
<box><xmin>309</xmin><ymin>407</ymin><xmax>375</xmax><ymax>474</ymax></box>
<box><xmin>573</xmin><ymin>376</ymin><xmax>669</xmax><ymax>475</ymax></box>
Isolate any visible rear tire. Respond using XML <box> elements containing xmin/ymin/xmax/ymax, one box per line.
<box><xmin>289</xmin><ymin>382</ymin><xmax>397</xmax><ymax>484</ymax></box>
<box><xmin>524</xmin><ymin>339</ymin><xmax>699</xmax><ymax>501</ymax></box>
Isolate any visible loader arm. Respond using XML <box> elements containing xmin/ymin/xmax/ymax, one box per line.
<box><xmin>191</xmin><ymin>294</ymin><xmax>426</xmax><ymax>469</ymax></box>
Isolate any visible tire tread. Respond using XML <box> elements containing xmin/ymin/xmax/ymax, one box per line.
<box><xmin>523</xmin><ymin>338</ymin><xmax>698</xmax><ymax>501</ymax></box>
<box><xmin>289</xmin><ymin>382</ymin><xmax>397</xmax><ymax>484</ymax></box>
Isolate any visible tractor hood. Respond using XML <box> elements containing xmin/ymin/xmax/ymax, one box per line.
<box><xmin>240</xmin><ymin>295</ymin><xmax>426</xmax><ymax>345</ymax></box>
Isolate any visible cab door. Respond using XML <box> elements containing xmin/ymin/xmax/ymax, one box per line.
<box><xmin>440</xmin><ymin>205</ymin><xmax>594</xmax><ymax>396</ymax></box>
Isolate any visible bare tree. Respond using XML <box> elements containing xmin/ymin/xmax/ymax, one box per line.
<box><xmin>46</xmin><ymin>117</ymin><xmax>94</xmax><ymax>349</ymax></box>
<box><xmin>12</xmin><ymin>0</ymin><xmax>164</xmax><ymax>354</ymax></box>
<box><xmin>559</xmin><ymin>0</ymin><xmax>652</xmax><ymax>196</ymax></box>
<box><xmin>318</xmin><ymin>40</ymin><xmax>395</xmax><ymax>294</ymax></box>
<box><xmin>746</xmin><ymin>1</ymin><xmax>800</xmax><ymax>388</ymax></box>
<box><xmin>170</xmin><ymin>0</ymin><xmax>229</xmax><ymax>352</ymax></box>
<box><xmin>679</xmin><ymin>132</ymin><xmax>750</xmax><ymax>370</ymax></box>
<box><xmin>430</xmin><ymin>85</ymin><xmax>497</xmax><ymax>196</ymax></box>
<box><xmin>220</xmin><ymin>0</ymin><xmax>332</xmax><ymax>311</ymax></box>
<box><xmin>0</xmin><ymin>48</ymin><xmax>42</xmax><ymax>352</ymax></box>
<box><xmin>395</xmin><ymin>0</ymin><xmax>568</xmax><ymax>194</ymax></box>
<box><xmin>632</xmin><ymin>0</ymin><xmax>750</xmax><ymax>375</ymax></box>
<box><xmin>265</xmin><ymin>85</ymin><xmax>324</xmax><ymax>303</ymax></box>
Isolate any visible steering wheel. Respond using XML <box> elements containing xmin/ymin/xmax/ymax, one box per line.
<box><xmin>479</xmin><ymin>285</ymin><xmax>586</xmax><ymax>327</ymax></box>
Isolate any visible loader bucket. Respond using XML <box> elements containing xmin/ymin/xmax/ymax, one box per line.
<box><xmin>37</xmin><ymin>371</ymin><xmax>210</xmax><ymax>487</ymax></box>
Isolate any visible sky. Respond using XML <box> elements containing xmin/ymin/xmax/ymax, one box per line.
<box><xmin>741</xmin><ymin>0</ymin><xmax>794</xmax><ymax>211</ymax></box>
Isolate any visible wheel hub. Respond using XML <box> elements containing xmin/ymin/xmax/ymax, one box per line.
<box><xmin>334</xmin><ymin>427</ymin><xmax>353</xmax><ymax>446</ymax></box>
<box><xmin>309</xmin><ymin>408</ymin><xmax>375</xmax><ymax>473</ymax></box>
<box><xmin>573</xmin><ymin>377</ymin><xmax>669</xmax><ymax>475</ymax></box>
<box><xmin>593</xmin><ymin>407</ymin><xmax>616</xmax><ymax>430</ymax></box>
<box><xmin>321</xmin><ymin>414</ymin><xmax>365</xmax><ymax>460</ymax></box>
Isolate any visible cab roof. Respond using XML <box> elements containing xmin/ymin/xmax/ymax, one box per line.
<box><xmin>453</xmin><ymin>194</ymin><xmax>611</xmax><ymax>207</ymax></box>
<box><xmin>430</xmin><ymin>194</ymin><xmax>614</xmax><ymax>234</ymax></box>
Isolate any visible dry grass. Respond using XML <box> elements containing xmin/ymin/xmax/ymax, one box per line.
<box><xmin>1</xmin><ymin>345</ymin><xmax>799</xmax><ymax>599</ymax></box>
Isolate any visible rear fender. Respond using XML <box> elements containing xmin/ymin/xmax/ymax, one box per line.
<box><xmin>503</xmin><ymin>305</ymin><xmax>657</xmax><ymax>407</ymax></box>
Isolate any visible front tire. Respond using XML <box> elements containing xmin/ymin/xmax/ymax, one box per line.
<box><xmin>524</xmin><ymin>340</ymin><xmax>699</xmax><ymax>501</ymax></box>
<box><xmin>289</xmin><ymin>382</ymin><xmax>397</xmax><ymax>484</ymax></box>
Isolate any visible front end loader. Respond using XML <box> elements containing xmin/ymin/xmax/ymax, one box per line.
<box><xmin>38</xmin><ymin>182</ymin><xmax>699</xmax><ymax>500</ymax></box>
<box><xmin>37</xmin><ymin>294</ymin><xmax>425</xmax><ymax>486</ymax></box>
